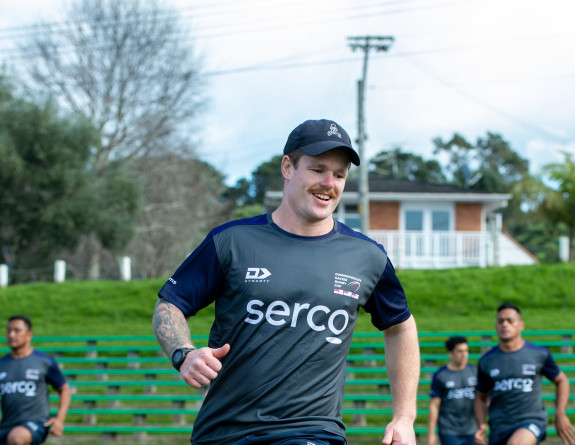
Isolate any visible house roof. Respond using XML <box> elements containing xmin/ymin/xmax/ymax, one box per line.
<box><xmin>344</xmin><ymin>178</ymin><xmax>492</xmax><ymax>194</ymax></box>
<box><xmin>264</xmin><ymin>178</ymin><xmax>512</xmax><ymax>213</ymax></box>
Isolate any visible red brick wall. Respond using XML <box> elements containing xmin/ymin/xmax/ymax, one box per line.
<box><xmin>455</xmin><ymin>203</ymin><xmax>482</xmax><ymax>231</ymax></box>
<box><xmin>370</xmin><ymin>202</ymin><xmax>400</xmax><ymax>230</ymax></box>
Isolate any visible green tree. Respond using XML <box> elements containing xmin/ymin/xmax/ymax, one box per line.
<box><xmin>0</xmin><ymin>80</ymin><xmax>99</xmax><ymax>269</ymax></box>
<box><xmin>475</xmin><ymin>133</ymin><xmax>530</xmax><ymax>193</ymax></box>
<box><xmin>432</xmin><ymin>133</ymin><xmax>474</xmax><ymax>188</ymax></box>
<box><xmin>370</xmin><ymin>147</ymin><xmax>446</xmax><ymax>183</ymax></box>
<box><xmin>540</xmin><ymin>152</ymin><xmax>575</xmax><ymax>261</ymax></box>
<box><xmin>252</xmin><ymin>155</ymin><xmax>284</xmax><ymax>203</ymax></box>
<box><xmin>432</xmin><ymin>132</ymin><xmax>530</xmax><ymax>192</ymax></box>
<box><xmin>226</xmin><ymin>155</ymin><xmax>283</xmax><ymax>207</ymax></box>
<box><xmin>20</xmin><ymin>0</ymin><xmax>208</xmax><ymax>277</ymax></box>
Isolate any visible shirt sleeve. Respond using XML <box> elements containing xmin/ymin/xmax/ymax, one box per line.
<box><xmin>541</xmin><ymin>350</ymin><xmax>561</xmax><ymax>381</ymax></box>
<box><xmin>158</xmin><ymin>233</ymin><xmax>225</xmax><ymax>317</ymax></box>
<box><xmin>430</xmin><ymin>369</ymin><xmax>443</xmax><ymax>398</ymax></box>
<box><xmin>362</xmin><ymin>257</ymin><xmax>411</xmax><ymax>331</ymax></box>
<box><xmin>476</xmin><ymin>360</ymin><xmax>493</xmax><ymax>394</ymax></box>
<box><xmin>46</xmin><ymin>356</ymin><xmax>67</xmax><ymax>390</ymax></box>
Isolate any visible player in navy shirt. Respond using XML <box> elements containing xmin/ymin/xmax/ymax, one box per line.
<box><xmin>0</xmin><ymin>315</ymin><xmax>70</xmax><ymax>445</ymax></box>
<box><xmin>474</xmin><ymin>303</ymin><xmax>574</xmax><ymax>445</ymax></box>
<box><xmin>428</xmin><ymin>336</ymin><xmax>477</xmax><ymax>445</ymax></box>
<box><xmin>153</xmin><ymin>119</ymin><xmax>420</xmax><ymax>445</ymax></box>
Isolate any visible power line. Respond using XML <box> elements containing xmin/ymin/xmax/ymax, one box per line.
<box><xmin>404</xmin><ymin>56</ymin><xmax>570</xmax><ymax>144</ymax></box>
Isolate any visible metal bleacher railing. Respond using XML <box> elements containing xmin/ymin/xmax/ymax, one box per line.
<box><xmin>2</xmin><ymin>330</ymin><xmax>574</xmax><ymax>444</ymax></box>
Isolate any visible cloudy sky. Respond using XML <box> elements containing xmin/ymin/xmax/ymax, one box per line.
<box><xmin>1</xmin><ymin>0</ymin><xmax>574</xmax><ymax>185</ymax></box>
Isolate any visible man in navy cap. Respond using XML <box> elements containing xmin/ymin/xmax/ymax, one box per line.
<box><xmin>153</xmin><ymin>119</ymin><xmax>420</xmax><ymax>445</ymax></box>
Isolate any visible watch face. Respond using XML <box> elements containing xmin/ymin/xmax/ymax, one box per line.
<box><xmin>173</xmin><ymin>350</ymin><xmax>183</xmax><ymax>363</ymax></box>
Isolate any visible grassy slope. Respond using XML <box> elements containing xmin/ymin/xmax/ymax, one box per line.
<box><xmin>0</xmin><ymin>263</ymin><xmax>574</xmax><ymax>336</ymax></box>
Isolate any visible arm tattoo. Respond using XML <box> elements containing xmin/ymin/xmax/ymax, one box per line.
<box><xmin>153</xmin><ymin>299</ymin><xmax>193</xmax><ymax>356</ymax></box>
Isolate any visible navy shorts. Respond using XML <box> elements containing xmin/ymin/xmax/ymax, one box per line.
<box><xmin>0</xmin><ymin>420</ymin><xmax>49</xmax><ymax>445</ymax></box>
<box><xmin>488</xmin><ymin>422</ymin><xmax>546</xmax><ymax>445</ymax></box>
<box><xmin>438</xmin><ymin>433</ymin><xmax>475</xmax><ymax>445</ymax></box>
<box><xmin>230</xmin><ymin>429</ymin><xmax>346</xmax><ymax>445</ymax></box>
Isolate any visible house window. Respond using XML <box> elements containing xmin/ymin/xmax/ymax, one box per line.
<box><xmin>404</xmin><ymin>210</ymin><xmax>424</xmax><ymax>256</ymax></box>
<box><xmin>405</xmin><ymin>210</ymin><xmax>423</xmax><ymax>231</ymax></box>
<box><xmin>343</xmin><ymin>204</ymin><xmax>360</xmax><ymax>229</ymax></box>
<box><xmin>402</xmin><ymin>206</ymin><xmax>453</xmax><ymax>258</ymax></box>
<box><xmin>432</xmin><ymin>210</ymin><xmax>450</xmax><ymax>231</ymax></box>
<box><xmin>335</xmin><ymin>204</ymin><xmax>360</xmax><ymax>230</ymax></box>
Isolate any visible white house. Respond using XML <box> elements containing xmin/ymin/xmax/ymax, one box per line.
<box><xmin>265</xmin><ymin>178</ymin><xmax>537</xmax><ymax>270</ymax></box>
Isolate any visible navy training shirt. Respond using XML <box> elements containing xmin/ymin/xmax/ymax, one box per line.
<box><xmin>159</xmin><ymin>213</ymin><xmax>411</xmax><ymax>444</ymax></box>
<box><xmin>430</xmin><ymin>363</ymin><xmax>477</xmax><ymax>435</ymax></box>
<box><xmin>0</xmin><ymin>350</ymin><xmax>67</xmax><ymax>429</ymax></box>
<box><xmin>477</xmin><ymin>341</ymin><xmax>561</xmax><ymax>433</ymax></box>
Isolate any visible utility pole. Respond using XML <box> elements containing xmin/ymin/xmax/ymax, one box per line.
<box><xmin>348</xmin><ymin>35</ymin><xmax>394</xmax><ymax>234</ymax></box>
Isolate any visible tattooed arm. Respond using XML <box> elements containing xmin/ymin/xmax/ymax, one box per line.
<box><xmin>153</xmin><ymin>299</ymin><xmax>229</xmax><ymax>388</ymax></box>
<box><xmin>153</xmin><ymin>298</ymin><xmax>194</xmax><ymax>356</ymax></box>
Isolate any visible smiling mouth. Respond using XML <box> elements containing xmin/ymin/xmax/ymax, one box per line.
<box><xmin>313</xmin><ymin>193</ymin><xmax>331</xmax><ymax>201</ymax></box>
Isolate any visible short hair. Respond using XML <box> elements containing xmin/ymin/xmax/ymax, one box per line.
<box><xmin>8</xmin><ymin>315</ymin><xmax>32</xmax><ymax>331</ymax></box>
<box><xmin>445</xmin><ymin>336</ymin><xmax>468</xmax><ymax>352</ymax></box>
<box><xmin>286</xmin><ymin>148</ymin><xmax>305</xmax><ymax>168</ymax></box>
<box><xmin>497</xmin><ymin>302</ymin><xmax>521</xmax><ymax>315</ymax></box>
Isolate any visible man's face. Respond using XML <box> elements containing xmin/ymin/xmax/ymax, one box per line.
<box><xmin>448</xmin><ymin>342</ymin><xmax>469</xmax><ymax>368</ymax></box>
<box><xmin>495</xmin><ymin>308</ymin><xmax>524</xmax><ymax>342</ymax></box>
<box><xmin>6</xmin><ymin>319</ymin><xmax>32</xmax><ymax>350</ymax></box>
<box><xmin>282</xmin><ymin>149</ymin><xmax>350</xmax><ymax>225</ymax></box>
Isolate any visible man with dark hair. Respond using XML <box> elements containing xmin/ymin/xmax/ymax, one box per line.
<box><xmin>0</xmin><ymin>315</ymin><xmax>71</xmax><ymax>445</ymax></box>
<box><xmin>153</xmin><ymin>119</ymin><xmax>420</xmax><ymax>445</ymax></box>
<box><xmin>427</xmin><ymin>336</ymin><xmax>477</xmax><ymax>445</ymax></box>
<box><xmin>474</xmin><ymin>303</ymin><xmax>575</xmax><ymax>445</ymax></box>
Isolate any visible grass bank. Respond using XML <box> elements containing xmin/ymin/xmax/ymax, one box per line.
<box><xmin>0</xmin><ymin>263</ymin><xmax>573</xmax><ymax>336</ymax></box>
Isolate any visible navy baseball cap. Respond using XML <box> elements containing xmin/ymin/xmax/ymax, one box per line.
<box><xmin>283</xmin><ymin>119</ymin><xmax>360</xmax><ymax>166</ymax></box>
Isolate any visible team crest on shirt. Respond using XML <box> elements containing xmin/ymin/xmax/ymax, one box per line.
<box><xmin>489</xmin><ymin>368</ymin><xmax>500</xmax><ymax>377</ymax></box>
<box><xmin>445</xmin><ymin>380</ymin><xmax>455</xmax><ymax>388</ymax></box>
<box><xmin>522</xmin><ymin>364</ymin><xmax>536</xmax><ymax>375</ymax></box>
<box><xmin>467</xmin><ymin>376</ymin><xmax>477</xmax><ymax>386</ymax></box>
<box><xmin>25</xmin><ymin>369</ymin><xmax>40</xmax><ymax>380</ymax></box>
<box><xmin>0</xmin><ymin>372</ymin><xmax>6</xmax><ymax>380</ymax></box>
<box><xmin>333</xmin><ymin>273</ymin><xmax>361</xmax><ymax>299</ymax></box>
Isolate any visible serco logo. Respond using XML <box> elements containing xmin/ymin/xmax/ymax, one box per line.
<box><xmin>245</xmin><ymin>268</ymin><xmax>271</xmax><ymax>281</ymax></box>
<box><xmin>446</xmin><ymin>386</ymin><xmax>475</xmax><ymax>400</ymax></box>
<box><xmin>494</xmin><ymin>377</ymin><xmax>534</xmax><ymax>393</ymax></box>
<box><xmin>1</xmin><ymin>381</ymin><xmax>37</xmax><ymax>397</ymax></box>
<box><xmin>244</xmin><ymin>299</ymin><xmax>349</xmax><ymax>344</ymax></box>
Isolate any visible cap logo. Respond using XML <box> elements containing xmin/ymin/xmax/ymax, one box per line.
<box><xmin>327</xmin><ymin>123</ymin><xmax>342</xmax><ymax>139</ymax></box>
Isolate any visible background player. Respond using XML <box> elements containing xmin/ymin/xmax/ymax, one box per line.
<box><xmin>0</xmin><ymin>315</ymin><xmax>70</xmax><ymax>445</ymax></box>
<box><xmin>428</xmin><ymin>336</ymin><xmax>477</xmax><ymax>445</ymax></box>
<box><xmin>474</xmin><ymin>302</ymin><xmax>575</xmax><ymax>445</ymax></box>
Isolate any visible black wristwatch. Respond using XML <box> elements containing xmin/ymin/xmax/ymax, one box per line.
<box><xmin>171</xmin><ymin>347</ymin><xmax>196</xmax><ymax>371</ymax></box>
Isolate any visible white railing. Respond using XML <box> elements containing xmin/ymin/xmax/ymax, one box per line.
<box><xmin>369</xmin><ymin>231</ymin><xmax>492</xmax><ymax>269</ymax></box>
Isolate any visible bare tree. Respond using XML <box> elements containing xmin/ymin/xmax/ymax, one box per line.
<box><xmin>22</xmin><ymin>0</ymin><xmax>206</xmax><ymax>168</ymax></box>
<box><xmin>126</xmin><ymin>152</ymin><xmax>233</xmax><ymax>278</ymax></box>
<box><xmin>19</xmin><ymin>0</ymin><xmax>209</xmax><ymax>279</ymax></box>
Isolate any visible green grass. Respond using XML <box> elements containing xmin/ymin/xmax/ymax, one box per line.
<box><xmin>1</xmin><ymin>263</ymin><xmax>573</xmax><ymax>445</ymax></box>
<box><xmin>0</xmin><ymin>263</ymin><xmax>574</xmax><ymax>336</ymax></box>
